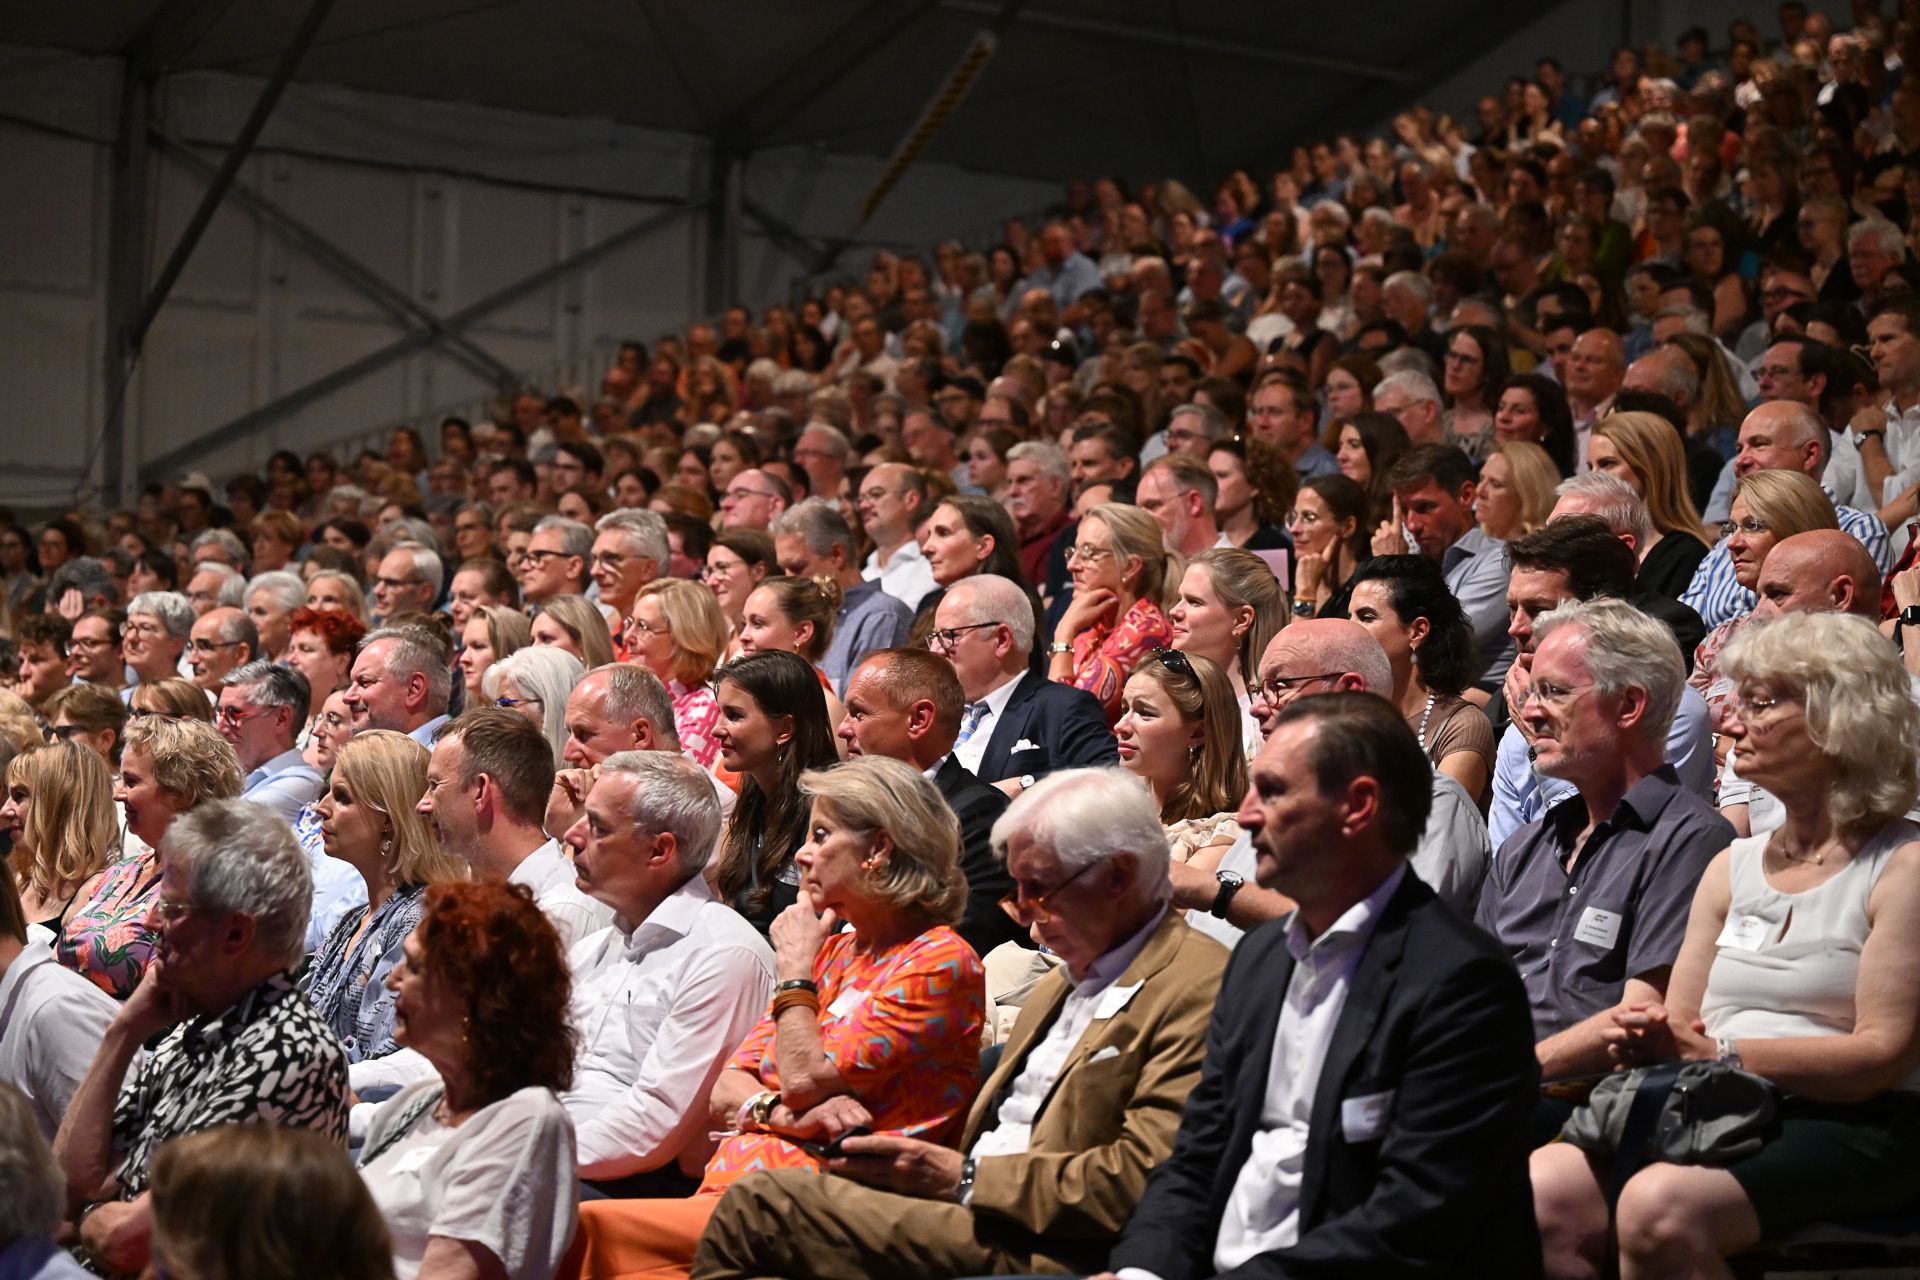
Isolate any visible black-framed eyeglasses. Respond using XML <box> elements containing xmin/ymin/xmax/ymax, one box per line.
<box><xmin>187</xmin><ymin>639</ymin><xmax>244</xmax><ymax>656</ymax></box>
<box><xmin>924</xmin><ymin>622</ymin><xmax>998</xmax><ymax>653</ymax></box>
<box><xmin>998</xmin><ymin>857</ymin><xmax>1102</xmax><ymax>925</ymax></box>
<box><xmin>1257</xmin><ymin>671</ymin><xmax>1343</xmax><ymax>703</ymax></box>
<box><xmin>496</xmin><ymin>695</ymin><xmax>542</xmax><ymax>709</ymax></box>
<box><xmin>374</xmin><ymin>575</ymin><xmax>424</xmax><ymax>590</ymax></box>
<box><xmin>516</xmin><ymin>549</ymin><xmax>571</xmax><ymax>567</ymax></box>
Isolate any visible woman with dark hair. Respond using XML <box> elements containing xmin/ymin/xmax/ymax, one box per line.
<box><xmin>1289</xmin><ymin>473</ymin><xmax>1372</xmax><ymax>621</ymax></box>
<box><xmin>1684</xmin><ymin>207</ymin><xmax>1755</xmax><ymax>341</ymax></box>
<box><xmin>1440</xmin><ymin>324</ymin><xmax>1511</xmax><ymax>458</ymax></box>
<box><xmin>1206</xmin><ymin>437</ymin><xmax>1295</xmax><ymax>552</ymax></box>
<box><xmin>1333</xmin><ymin>410</ymin><xmax>1412</xmax><ymax>528</ymax></box>
<box><xmin>1493</xmin><ymin>371</ymin><xmax>1578</xmax><ymax>476</ymax></box>
<box><xmin>1347</xmin><ymin>555</ymin><xmax>1497</xmax><ymax>805</ymax></box>
<box><xmin>125</xmin><ymin>548</ymin><xmax>180</xmax><ymax>598</ymax></box>
<box><xmin>907</xmin><ymin>494</ymin><xmax>1039</xmax><ymax>650</ymax></box>
<box><xmin>35</xmin><ymin>518</ymin><xmax>88</xmax><ymax>577</ymax></box>
<box><xmin>312</xmin><ymin>518</ymin><xmax>373</xmax><ymax>561</ymax></box>
<box><xmin>674</xmin><ymin>444</ymin><xmax>716</xmax><ymax>503</ymax></box>
<box><xmin>1322</xmin><ymin>353</ymin><xmax>1382</xmax><ymax>425</ymax></box>
<box><xmin>790</xmin><ymin>324</ymin><xmax>832</xmax><ymax>374</ymax></box>
<box><xmin>708</xmin><ymin>432</ymin><xmax>762</xmax><ymax>498</ymax></box>
<box><xmin>710</xmin><ymin>651</ymin><xmax>840</xmax><ymax>936</ymax></box>
<box><xmin>358</xmin><ymin>880</ymin><xmax>578</xmax><ymax>1280</ymax></box>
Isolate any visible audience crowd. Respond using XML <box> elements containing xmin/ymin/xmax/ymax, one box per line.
<box><xmin>13</xmin><ymin>6</ymin><xmax>1920</xmax><ymax>1277</ymax></box>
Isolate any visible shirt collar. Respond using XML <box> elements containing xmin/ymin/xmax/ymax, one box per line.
<box><xmin>1543</xmin><ymin>763</ymin><xmax>1684</xmax><ymax>837</ymax></box>
<box><xmin>183</xmin><ymin>969</ymin><xmax>299</xmax><ymax>1054</ymax></box>
<box><xmin>1074</xmin><ymin>902</ymin><xmax>1169</xmax><ymax>992</ymax></box>
<box><xmin>619</xmin><ymin>875</ymin><xmax>717</xmax><ymax>953</ymax></box>
<box><xmin>1285</xmin><ymin>862</ymin><xmax>1406</xmax><ymax>965</ymax></box>
<box><xmin>974</xmin><ymin>670</ymin><xmax>1025</xmax><ymax>719</ymax></box>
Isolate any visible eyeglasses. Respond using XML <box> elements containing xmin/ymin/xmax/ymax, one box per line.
<box><xmin>1524</xmin><ymin>679</ymin><xmax>1594</xmax><ymax>710</ymax></box>
<box><xmin>591</xmin><ymin>552</ymin><xmax>637</xmax><ymax>571</ymax></box>
<box><xmin>1257</xmin><ymin>671</ymin><xmax>1342</xmax><ymax>703</ymax></box>
<box><xmin>214</xmin><ymin>704</ymin><xmax>269</xmax><ymax>726</ymax></box>
<box><xmin>515</xmin><ymin>549</ymin><xmax>571</xmax><ymax>567</ymax></box>
<box><xmin>923</xmin><ymin>622</ymin><xmax>998</xmax><ymax>653</ymax></box>
<box><xmin>1444</xmin><ymin>349</ymin><xmax>1482</xmax><ymax>365</ymax></box>
<box><xmin>1065</xmin><ymin>544</ymin><xmax>1114</xmax><ymax>565</ymax></box>
<box><xmin>496</xmin><ymin>695</ymin><xmax>542</xmax><ymax>709</ymax></box>
<box><xmin>152</xmin><ymin>896</ymin><xmax>196</xmax><ymax>924</ymax></box>
<box><xmin>1718</xmin><ymin>517</ymin><xmax>1770</xmax><ymax>539</ymax></box>
<box><xmin>622</xmin><ymin>617</ymin><xmax>669</xmax><ymax>638</ymax></box>
<box><xmin>47</xmin><ymin>723</ymin><xmax>85</xmax><ymax>741</ymax></box>
<box><xmin>126</xmin><ymin>708</ymin><xmax>179</xmax><ymax>721</ymax></box>
<box><xmin>723</xmin><ymin>486</ymin><xmax>778</xmax><ymax>504</ymax></box>
<box><xmin>998</xmin><ymin>858</ymin><xmax>1101</xmax><ymax>925</ymax></box>
<box><xmin>1728</xmin><ymin>690</ymin><xmax>1794</xmax><ymax>722</ymax></box>
<box><xmin>1286</xmin><ymin>508</ymin><xmax>1322</xmax><ymax>526</ymax></box>
<box><xmin>69</xmin><ymin>637</ymin><xmax>117</xmax><ymax>652</ymax></box>
<box><xmin>187</xmin><ymin>639</ymin><xmax>244</xmax><ymax>656</ymax></box>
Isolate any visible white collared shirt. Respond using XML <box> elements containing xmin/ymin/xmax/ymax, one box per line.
<box><xmin>0</xmin><ymin>943</ymin><xmax>121</xmax><ymax>1139</ymax></box>
<box><xmin>563</xmin><ymin>877</ymin><xmax>775</xmax><ymax>1178</ymax></box>
<box><xmin>970</xmin><ymin>905</ymin><xmax>1167</xmax><ymax>1162</ymax></box>
<box><xmin>510</xmin><ymin>839</ymin><xmax>614</xmax><ymax>950</ymax></box>
<box><xmin>861</xmin><ymin>540</ymin><xmax>938</xmax><ymax>611</ymax></box>
<box><xmin>1212</xmin><ymin>865</ymin><xmax>1406</xmax><ymax>1271</ymax></box>
<box><xmin>949</xmin><ymin>671</ymin><xmax>1025</xmax><ymax>778</ymax></box>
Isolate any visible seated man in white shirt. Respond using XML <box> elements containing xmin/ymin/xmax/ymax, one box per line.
<box><xmin>417</xmin><ymin>709</ymin><xmax>610</xmax><ymax>949</ymax></box>
<box><xmin>561</xmin><ymin>751</ymin><xmax>775</xmax><ymax>1197</ymax></box>
<box><xmin>216</xmin><ymin>661</ymin><xmax>323</xmax><ymax>825</ymax></box>
<box><xmin>694</xmin><ymin>768</ymin><xmax>1227</xmax><ymax>1279</ymax></box>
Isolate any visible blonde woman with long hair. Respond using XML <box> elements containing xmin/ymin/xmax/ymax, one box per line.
<box><xmin>3</xmin><ymin>742</ymin><xmax>115</xmax><ymax>936</ymax></box>
<box><xmin>1115</xmin><ymin>650</ymin><xmax>1249</xmax><ymax>871</ymax></box>
<box><xmin>1169</xmin><ymin>547</ymin><xmax>1286</xmax><ymax>755</ymax></box>
<box><xmin>1048</xmin><ymin>502</ymin><xmax>1180</xmax><ymax>724</ymax></box>
<box><xmin>306</xmin><ymin>730</ymin><xmax>464</xmax><ymax>1065</ymax></box>
<box><xmin>1589</xmin><ymin>411</ymin><xmax>1712</xmax><ymax>597</ymax></box>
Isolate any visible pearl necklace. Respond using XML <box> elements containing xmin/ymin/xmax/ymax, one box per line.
<box><xmin>1415</xmin><ymin>691</ymin><xmax>1437</xmax><ymax>750</ymax></box>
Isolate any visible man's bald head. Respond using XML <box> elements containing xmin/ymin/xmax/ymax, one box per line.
<box><xmin>1752</xmin><ymin>529</ymin><xmax>1881</xmax><ymax>619</ymax></box>
<box><xmin>1254</xmin><ymin>619</ymin><xmax>1392</xmax><ymax>734</ymax></box>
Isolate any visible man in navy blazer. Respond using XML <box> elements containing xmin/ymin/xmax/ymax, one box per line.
<box><xmin>1100</xmin><ymin>693</ymin><xmax>1541</xmax><ymax>1280</ymax></box>
<box><xmin>933</xmin><ymin>575</ymin><xmax>1117</xmax><ymax>798</ymax></box>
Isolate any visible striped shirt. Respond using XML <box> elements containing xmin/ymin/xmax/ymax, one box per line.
<box><xmin>1679</xmin><ymin>489</ymin><xmax>1890</xmax><ymax>629</ymax></box>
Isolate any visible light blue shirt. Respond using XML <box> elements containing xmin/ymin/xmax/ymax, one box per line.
<box><xmin>295</xmin><ymin>801</ymin><xmax>369</xmax><ymax>956</ymax></box>
<box><xmin>241</xmin><ymin>746</ymin><xmax>325</xmax><ymax>824</ymax></box>
<box><xmin>1442</xmin><ymin>527</ymin><xmax>1514</xmax><ymax>691</ymax></box>
<box><xmin>1019</xmin><ymin>252</ymin><xmax>1103</xmax><ymax>310</ymax></box>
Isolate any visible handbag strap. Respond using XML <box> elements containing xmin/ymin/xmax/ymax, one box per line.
<box><xmin>1606</xmin><ymin>1061</ymin><xmax>1683</xmax><ymax>1208</ymax></box>
<box><xmin>359</xmin><ymin>1085</ymin><xmax>445</xmax><ymax>1168</ymax></box>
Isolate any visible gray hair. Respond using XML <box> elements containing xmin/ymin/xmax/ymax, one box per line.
<box><xmin>533</xmin><ymin>515</ymin><xmax>594</xmax><ymax>562</ymax></box>
<box><xmin>1168</xmin><ymin>401</ymin><xmax>1231</xmax><ymax>444</ymax></box>
<box><xmin>1555</xmin><ymin>472</ymin><xmax>1653</xmax><ymax>549</ymax></box>
<box><xmin>359</xmin><ymin>624</ymin><xmax>453</xmax><ymax>710</ymax></box>
<box><xmin>128</xmin><ymin>590</ymin><xmax>196</xmax><ymax>640</ymax></box>
<box><xmin>797</xmin><ymin>422</ymin><xmax>850</xmax><ymax>460</ymax></box>
<box><xmin>944</xmin><ymin>573</ymin><xmax>1035</xmax><ymax>653</ymax></box>
<box><xmin>223</xmin><ymin>659</ymin><xmax>312</xmax><ymax>726</ymax></box>
<box><xmin>1763</xmin><ymin>400</ymin><xmax>1832</xmax><ymax>471</ymax></box>
<box><xmin>47</xmin><ymin>556</ymin><xmax>115</xmax><ymax>605</ymax></box>
<box><xmin>1375</xmin><ymin>369</ymin><xmax>1441</xmax><ymax>408</ymax></box>
<box><xmin>1007</xmin><ymin>440</ymin><xmax>1070</xmax><ymax>487</ymax></box>
<box><xmin>595</xmin><ymin>509</ymin><xmax>670</xmax><ymax>568</ymax></box>
<box><xmin>1383</xmin><ymin>270</ymin><xmax>1432</xmax><ymax>304</ymax></box>
<box><xmin>244</xmin><ymin>569</ymin><xmax>306</xmax><ymax>615</ymax></box>
<box><xmin>1848</xmin><ymin>215</ymin><xmax>1906</xmax><ymax>256</ymax></box>
<box><xmin>191</xmin><ymin>528</ymin><xmax>250</xmax><ymax>570</ymax></box>
<box><xmin>206</xmin><ymin>608</ymin><xmax>260</xmax><ymax>655</ymax></box>
<box><xmin>1533</xmin><ymin>598</ymin><xmax>1683</xmax><ymax>748</ymax></box>
<box><xmin>192</xmin><ymin>562</ymin><xmax>247</xmax><ymax>607</ymax></box>
<box><xmin>482</xmin><ymin>645</ymin><xmax>582</xmax><ymax>765</ymax></box>
<box><xmin>0</xmin><ymin>1082</ymin><xmax>63</xmax><ymax>1239</ymax></box>
<box><xmin>1360</xmin><ymin>205</ymin><xmax>1398</xmax><ymax>229</ymax></box>
<box><xmin>769</xmin><ymin>497</ymin><xmax>857</xmax><ymax>560</ymax></box>
<box><xmin>390</xmin><ymin>541</ymin><xmax>445</xmax><ymax>598</ymax></box>
<box><xmin>1652</xmin><ymin>304</ymin><xmax>1712</xmax><ymax>335</ymax></box>
<box><xmin>586</xmin><ymin>663</ymin><xmax>679</xmax><ymax>750</ymax></box>
<box><xmin>1378</xmin><ymin>348</ymin><xmax>1438</xmax><ymax>381</ymax></box>
<box><xmin>991</xmin><ymin>766</ymin><xmax>1170</xmax><ymax>895</ymax></box>
<box><xmin>598</xmin><ymin>750</ymin><xmax>720</xmax><ymax>876</ymax></box>
<box><xmin>162</xmin><ymin>797</ymin><xmax>313</xmax><ymax>969</ymax></box>
<box><xmin>1630</xmin><ymin>348</ymin><xmax>1701</xmax><ymax>406</ymax></box>
<box><xmin>772</xmin><ymin>369</ymin><xmax>816</xmax><ymax>398</ymax></box>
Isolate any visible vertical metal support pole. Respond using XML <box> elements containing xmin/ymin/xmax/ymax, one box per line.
<box><xmin>101</xmin><ymin>53</ymin><xmax>153</xmax><ymax>507</ymax></box>
<box><xmin>703</xmin><ymin>147</ymin><xmax>742</xmax><ymax>316</ymax></box>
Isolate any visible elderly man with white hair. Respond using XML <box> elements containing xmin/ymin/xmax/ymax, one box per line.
<box><xmin>183</xmin><ymin>562</ymin><xmax>244</xmax><ymax>617</ymax></box>
<box><xmin>342</xmin><ymin>624</ymin><xmax>452</xmax><ymax>745</ymax></box>
<box><xmin>54</xmin><ymin>799</ymin><xmax>348</xmax><ymax>1276</ymax></box>
<box><xmin>1371</xmin><ymin>369</ymin><xmax>1446</xmax><ymax>445</ymax></box>
<box><xmin>694</xmin><ymin>766</ymin><xmax>1226</xmax><ymax>1279</ymax></box>
<box><xmin>560</xmin><ymin>751</ymin><xmax>775</xmax><ymax>1196</ymax></box>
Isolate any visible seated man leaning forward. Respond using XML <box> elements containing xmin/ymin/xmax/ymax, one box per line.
<box><xmin>54</xmin><ymin>799</ymin><xmax>349</xmax><ymax>1276</ymax></box>
<box><xmin>693</xmin><ymin>766</ymin><xmax>1226</xmax><ymax>1280</ymax></box>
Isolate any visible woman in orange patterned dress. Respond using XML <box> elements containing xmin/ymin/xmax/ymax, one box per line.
<box><xmin>559</xmin><ymin>756</ymin><xmax>985</xmax><ymax>1280</ymax></box>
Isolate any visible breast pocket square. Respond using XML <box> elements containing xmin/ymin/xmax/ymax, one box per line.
<box><xmin>1011</xmin><ymin>738</ymin><xmax>1040</xmax><ymax>752</ymax></box>
<box><xmin>1088</xmin><ymin>1045</ymin><xmax>1122</xmax><ymax>1063</ymax></box>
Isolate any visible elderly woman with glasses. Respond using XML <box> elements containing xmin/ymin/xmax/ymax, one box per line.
<box><xmin>1532</xmin><ymin>611</ymin><xmax>1920</xmax><ymax>1278</ymax></box>
<box><xmin>561</xmin><ymin>755</ymin><xmax>984</xmax><ymax>1280</ymax></box>
<box><xmin>59</xmin><ymin>717</ymin><xmax>241</xmax><ymax>997</ymax></box>
<box><xmin>481</xmin><ymin>646</ymin><xmax>583</xmax><ymax>770</ymax></box>
<box><xmin>1049</xmin><ymin>503</ymin><xmax>1179</xmax><ymax>724</ymax></box>
<box><xmin>627</xmin><ymin>579</ymin><xmax>733</xmax><ymax>771</ymax></box>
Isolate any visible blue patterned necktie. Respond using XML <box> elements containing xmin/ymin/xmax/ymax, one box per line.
<box><xmin>955</xmin><ymin>701</ymin><xmax>988</xmax><ymax>746</ymax></box>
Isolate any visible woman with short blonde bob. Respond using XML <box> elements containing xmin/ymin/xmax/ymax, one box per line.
<box><xmin>531</xmin><ymin>594</ymin><xmax>616</xmax><ymax>670</ymax></box>
<box><xmin>627</xmin><ymin>578</ymin><xmax>732</xmax><ymax>770</ymax></box>
<box><xmin>1533</xmin><ymin>611</ymin><xmax>1920</xmax><ymax>1278</ymax></box>
<box><xmin>149</xmin><ymin>1124</ymin><xmax>396</xmax><ymax>1280</ymax></box>
<box><xmin>4</xmin><ymin>742</ymin><xmax>115</xmax><ymax>938</ymax></box>
<box><xmin>1168</xmin><ymin>547</ymin><xmax>1286</xmax><ymax>752</ymax></box>
<box><xmin>1589</xmin><ymin>411</ymin><xmax>1713</xmax><ymax>598</ymax></box>
<box><xmin>307</xmin><ymin>730</ymin><xmax>465</xmax><ymax>1066</ymax></box>
<box><xmin>482</xmin><ymin>646</ymin><xmax>583</xmax><ymax>770</ymax></box>
<box><xmin>1475</xmin><ymin>440</ymin><xmax>1560</xmax><ymax>541</ymax></box>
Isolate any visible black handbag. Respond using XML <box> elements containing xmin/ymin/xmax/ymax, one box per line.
<box><xmin>1561</xmin><ymin>1060</ymin><xmax>1777</xmax><ymax>1202</ymax></box>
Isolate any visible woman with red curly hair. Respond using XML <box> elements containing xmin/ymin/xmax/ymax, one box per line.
<box><xmin>283</xmin><ymin>605</ymin><xmax>365</xmax><ymax>748</ymax></box>
<box><xmin>357</xmin><ymin>880</ymin><xmax>579</xmax><ymax>1280</ymax></box>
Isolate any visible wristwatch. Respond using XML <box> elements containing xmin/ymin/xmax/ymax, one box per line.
<box><xmin>1854</xmin><ymin>426</ymin><xmax>1886</xmax><ymax>448</ymax></box>
<box><xmin>1715</xmin><ymin>1036</ymin><xmax>1744</xmax><ymax>1071</ymax></box>
<box><xmin>1047</xmin><ymin>641</ymin><xmax>1072</xmax><ymax>656</ymax></box>
<box><xmin>1292</xmin><ymin>597</ymin><xmax>1315</xmax><ymax>617</ymax></box>
<box><xmin>1017</xmin><ymin>774</ymin><xmax>1037</xmax><ymax>791</ymax></box>
<box><xmin>1210</xmin><ymin>870</ymin><xmax>1245</xmax><ymax>919</ymax></box>
<box><xmin>953</xmin><ymin>1155</ymin><xmax>978</xmax><ymax>1204</ymax></box>
<box><xmin>747</xmin><ymin>1089</ymin><xmax>780</xmax><ymax>1130</ymax></box>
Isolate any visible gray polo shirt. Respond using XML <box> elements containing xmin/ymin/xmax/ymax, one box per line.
<box><xmin>1442</xmin><ymin>526</ymin><xmax>1514</xmax><ymax>692</ymax></box>
<box><xmin>1475</xmin><ymin>765</ymin><xmax>1732</xmax><ymax>1038</ymax></box>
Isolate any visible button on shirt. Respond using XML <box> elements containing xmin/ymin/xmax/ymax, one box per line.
<box><xmin>948</xmin><ymin>671</ymin><xmax>1025</xmax><ymax>778</ymax></box>
<box><xmin>969</xmin><ymin>905</ymin><xmax>1167</xmax><ymax>1163</ymax></box>
<box><xmin>1475</xmin><ymin>766</ymin><xmax>1731</xmax><ymax>1037</ymax></box>
<box><xmin>862</xmin><ymin>540</ymin><xmax>938</xmax><ymax>612</ymax></box>
<box><xmin>511</xmin><ymin>839</ymin><xmax>614</xmax><ymax>951</ymax></box>
<box><xmin>1212</xmin><ymin>865</ymin><xmax>1407</xmax><ymax>1271</ymax></box>
<box><xmin>563</xmin><ymin>877</ymin><xmax>775</xmax><ymax>1179</ymax></box>
<box><xmin>1441</xmin><ymin>528</ymin><xmax>1514</xmax><ymax>689</ymax></box>
<box><xmin>1680</xmin><ymin>490</ymin><xmax>1891</xmax><ymax>629</ymax></box>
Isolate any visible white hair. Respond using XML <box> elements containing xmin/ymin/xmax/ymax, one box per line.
<box><xmin>1555</xmin><ymin>472</ymin><xmax>1653</xmax><ymax>548</ymax></box>
<box><xmin>1533</xmin><ymin>598</ymin><xmax>1683</xmax><ymax>748</ymax></box>
<box><xmin>534</xmin><ymin>515</ymin><xmax>595</xmax><ymax>561</ymax></box>
<box><xmin>129</xmin><ymin>590</ymin><xmax>196</xmax><ymax>640</ymax></box>
<box><xmin>1375</xmin><ymin>369</ymin><xmax>1441</xmax><ymax>407</ymax></box>
<box><xmin>162</xmin><ymin>797</ymin><xmax>313</xmax><ymax>968</ymax></box>
<box><xmin>1007</xmin><ymin>440</ymin><xmax>1070</xmax><ymax>487</ymax></box>
<box><xmin>991</xmin><ymin>767</ymin><xmax>1170</xmax><ymax>895</ymax></box>
<box><xmin>191</xmin><ymin>562</ymin><xmax>247</xmax><ymax>607</ymax></box>
<box><xmin>1383</xmin><ymin>270</ymin><xmax>1432</xmax><ymax>303</ymax></box>
<box><xmin>584</xmin><ymin>663</ymin><xmax>679</xmax><ymax>750</ymax></box>
<box><xmin>391</xmin><ymin>541</ymin><xmax>444</xmax><ymax>598</ymax></box>
<box><xmin>595</xmin><ymin>508</ymin><xmax>670</xmax><ymax>567</ymax></box>
<box><xmin>944</xmin><ymin>573</ymin><xmax>1035</xmax><ymax>654</ymax></box>
<box><xmin>483</xmin><ymin>645</ymin><xmax>583</xmax><ymax>767</ymax></box>
<box><xmin>598</xmin><ymin>750</ymin><xmax>721</xmax><ymax>875</ymax></box>
<box><xmin>1848</xmin><ymin>216</ymin><xmax>1906</xmax><ymax>256</ymax></box>
<box><xmin>245</xmin><ymin>569</ymin><xmax>306</xmax><ymax>615</ymax></box>
<box><xmin>770</xmin><ymin>497</ymin><xmax>857</xmax><ymax>560</ymax></box>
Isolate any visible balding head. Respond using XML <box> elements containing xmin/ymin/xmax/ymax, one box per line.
<box><xmin>1252</xmin><ymin>619</ymin><xmax>1393</xmax><ymax>736</ymax></box>
<box><xmin>1752</xmin><ymin>529</ymin><xmax>1881</xmax><ymax>619</ymax></box>
<box><xmin>1620</xmin><ymin>346</ymin><xmax>1699</xmax><ymax>410</ymax></box>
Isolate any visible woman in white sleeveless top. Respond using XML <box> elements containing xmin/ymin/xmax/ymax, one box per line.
<box><xmin>1531</xmin><ymin>610</ymin><xmax>1920</xmax><ymax>1279</ymax></box>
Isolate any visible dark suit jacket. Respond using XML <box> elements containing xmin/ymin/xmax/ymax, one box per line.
<box><xmin>933</xmin><ymin>755</ymin><xmax>1022</xmax><ymax>957</ymax></box>
<box><xmin>1110</xmin><ymin>872</ymin><xmax>1542</xmax><ymax>1280</ymax></box>
<box><xmin>965</xmin><ymin>910</ymin><xmax>1226</xmax><ymax>1274</ymax></box>
<box><xmin>974</xmin><ymin>670</ymin><xmax>1118</xmax><ymax>786</ymax></box>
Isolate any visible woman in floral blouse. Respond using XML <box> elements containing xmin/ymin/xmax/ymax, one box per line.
<box><xmin>626</xmin><ymin>579</ymin><xmax>733</xmax><ymax>772</ymax></box>
<box><xmin>60</xmin><ymin>717</ymin><xmax>242</xmax><ymax>998</ymax></box>
<box><xmin>1047</xmin><ymin>502</ymin><xmax>1178</xmax><ymax>724</ymax></box>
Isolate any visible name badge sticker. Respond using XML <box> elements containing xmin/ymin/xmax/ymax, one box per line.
<box><xmin>827</xmin><ymin>988</ymin><xmax>868</xmax><ymax>1020</ymax></box>
<box><xmin>391</xmin><ymin>1146</ymin><xmax>435</xmax><ymax>1176</ymax></box>
<box><xmin>1716</xmin><ymin>913</ymin><xmax>1774</xmax><ymax>952</ymax></box>
<box><xmin>1572</xmin><ymin>906</ymin><xmax>1623</xmax><ymax>949</ymax></box>
<box><xmin>1092</xmin><ymin>982</ymin><xmax>1142</xmax><ymax>1021</ymax></box>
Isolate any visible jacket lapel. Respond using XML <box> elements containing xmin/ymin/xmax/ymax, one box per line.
<box><xmin>1297</xmin><ymin>873</ymin><xmax>1422</xmax><ymax>1228</ymax></box>
<box><xmin>963</xmin><ymin>963</ymin><xmax>1068</xmax><ymax>1148</ymax></box>
<box><xmin>1030</xmin><ymin>910</ymin><xmax>1191</xmax><ymax>1118</ymax></box>
<box><xmin>979</xmin><ymin>672</ymin><xmax>1038</xmax><ymax>779</ymax></box>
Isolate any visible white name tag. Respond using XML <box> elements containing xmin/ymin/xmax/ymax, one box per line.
<box><xmin>1092</xmin><ymin>982</ymin><xmax>1142</xmax><ymax>1021</ymax></box>
<box><xmin>1572</xmin><ymin>906</ymin><xmax>1623</xmax><ymax>949</ymax></box>
<box><xmin>1716</xmin><ymin>913</ymin><xmax>1774</xmax><ymax>952</ymax></box>
<box><xmin>391</xmin><ymin>1145</ymin><xmax>435</xmax><ymax>1175</ymax></box>
<box><xmin>827</xmin><ymin>988</ymin><xmax>868</xmax><ymax>1020</ymax></box>
<box><xmin>1341</xmin><ymin>1090</ymin><xmax>1394</xmax><ymax>1143</ymax></box>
